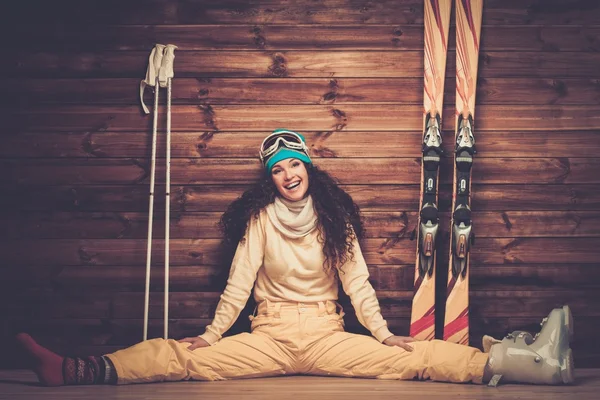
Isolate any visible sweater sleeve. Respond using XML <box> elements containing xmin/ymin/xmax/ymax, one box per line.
<box><xmin>198</xmin><ymin>212</ymin><xmax>266</xmax><ymax>345</ymax></box>
<box><xmin>338</xmin><ymin>236</ymin><xmax>394</xmax><ymax>343</ymax></box>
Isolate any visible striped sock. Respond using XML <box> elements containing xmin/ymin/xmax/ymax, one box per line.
<box><xmin>63</xmin><ymin>356</ymin><xmax>102</xmax><ymax>385</ymax></box>
<box><xmin>16</xmin><ymin>333</ymin><xmax>118</xmax><ymax>386</ymax></box>
<box><xmin>62</xmin><ymin>355</ymin><xmax>117</xmax><ymax>385</ymax></box>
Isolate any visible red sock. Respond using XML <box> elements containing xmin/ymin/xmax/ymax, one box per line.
<box><xmin>16</xmin><ymin>333</ymin><xmax>64</xmax><ymax>387</ymax></box>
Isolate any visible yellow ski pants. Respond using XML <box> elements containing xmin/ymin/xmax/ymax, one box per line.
<box><xmin>106</xmin><ymin>300</ymin><xmax>488</xmax><ymax>385</ymax></box>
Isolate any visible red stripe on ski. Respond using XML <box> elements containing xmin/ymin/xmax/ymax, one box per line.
<box><xmin>423</xmin><ymin>0</ymin><xmax>450</xmax><ymax>113</ymax></box>
<box><xmin>443</xmin><ymin>307</ymin><xmax>469</xmax><ymax>340</ymax></box>
<box><xmin>431</xmin><ymin>0</ymin><xmax>448</xmax><ymax>52</ymax></box>
<box><xmin>456</xmin><ymin>331</ymin><xmax>469</xmax><ymax>346</ymax></box>
<box><xmin>410</xmin><ymin>305</ymin><xmax>436</xmax><ymax>337</ymax></box>
<box><xmin>460</xmin><ymin>0</ymin><xmax>480</xmax><ymax>51</ymax></box>
<box><xmin>446</xmin><ymin>275</ymin><xmax>457</xmax><ymax>297</ymax></box>
<box><xmin>423</xmin><ymin>27</ymin><xmax>437</xmax><ymax>109</ymax></box>
<box><xmin>413</xmin><ymin>275</ymin><xmax>423</xmax><ymax>293</ymax></box>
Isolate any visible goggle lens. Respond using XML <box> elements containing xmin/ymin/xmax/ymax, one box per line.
<box><xmin>260</xmin><ymin>131</ymin><xmax>307</xmax><ymax>160</ymax></box>
<box><xmin>263</xmin><ymin>133</ymin><xmax>300</xmax><ymax>149</ymax></box>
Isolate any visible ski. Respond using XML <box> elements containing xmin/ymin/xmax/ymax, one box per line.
<box><xmin>410</xmin><ymin>0</ymin><xmax>451</xmax><ymax>341</ymax></box>
<box><xmin>443</xmin><ymin>0</ymin><xmax>483</xmax><ymax>345</ymax></box>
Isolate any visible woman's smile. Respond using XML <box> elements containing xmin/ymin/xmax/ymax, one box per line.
<box><xmin>271</xmin><ymin>158</ymin><xmax>309</xmax><ymax>201</ymax></box>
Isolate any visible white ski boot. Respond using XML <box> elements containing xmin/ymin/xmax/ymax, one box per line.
<box><xmin>486</xmin><ymin>305</ymin><xmax>574</xmax><ymax>385</ymax></box>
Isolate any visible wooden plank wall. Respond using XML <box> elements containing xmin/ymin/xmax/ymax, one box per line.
<box><xmin>2</xmin><ymin>0</ymin><xmax>600</xmax><ymax>369</ymax></box>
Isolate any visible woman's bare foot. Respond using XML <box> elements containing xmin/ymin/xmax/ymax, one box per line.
<box><xmin>15</xmin><ymin>333</ymin><xmax>64</xmax><ymax>386</ymax></box>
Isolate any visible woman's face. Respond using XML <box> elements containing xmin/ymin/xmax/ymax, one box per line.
<box><xmin>270</xmin><ymin>158</ymin><xmax>309</xmax><ymax>201</ymax></box>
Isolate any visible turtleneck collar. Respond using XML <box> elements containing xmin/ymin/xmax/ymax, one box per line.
<box><xmin>265</xmin><ymin>195</ymin><xmax>317</xmax><ymax>239</ymax></box>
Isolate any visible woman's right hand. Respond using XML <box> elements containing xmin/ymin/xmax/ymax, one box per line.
<box><xmin>178</xmin><ymin>336</ymin><xmax>211</xmax><ymax>350</ymax></box>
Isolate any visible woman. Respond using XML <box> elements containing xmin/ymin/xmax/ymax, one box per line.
<box><xmin>16</xmin><ymin>129</ymin><xmax>574</xmax><ymax>387</ymax></box>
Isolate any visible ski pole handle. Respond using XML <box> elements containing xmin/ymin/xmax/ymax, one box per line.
<box><xmin>159</xmin><ymin>44</ymin><xmax>178</xmax><ymax>88</ymax></box>
<box><xmin>140</xmin><ymin>44</ymin><xmax>166</xmax><ymax>114</ymax></box>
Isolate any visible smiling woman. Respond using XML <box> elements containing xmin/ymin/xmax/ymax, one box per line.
<box><xmin>15</xmin><ymin>129</ymin><xmax>573</xmax><ymax>387</ymax></box>
<box><xmin>262</xmin><ymin>130</ymin><xmax>312</xmax><ymax>202</ymax></box>
<box><xmin>218</xmin><ymin>128</ymin><xmax>365</xmax><ymax>279</ymax></box>
<box><xmin>270</xmin><ymin>158</ymin><xmax>309</xmax><ymax>201</ymax></box>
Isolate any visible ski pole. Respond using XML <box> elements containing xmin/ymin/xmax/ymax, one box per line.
<box><xmin>142</xmin><ymin>44</ymin><xmax>165</xmax><ymax>341</ymax></box>
<box><xmin>159</xmin><ymin>44</ymin><xmax>177</xmax><ymax>340</ymax></box>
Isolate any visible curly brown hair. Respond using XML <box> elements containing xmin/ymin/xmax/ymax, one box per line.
<box><xmin>218</xmin><ymin>162</ymin><xmax>365</xmax><ymax>276</ymax></box>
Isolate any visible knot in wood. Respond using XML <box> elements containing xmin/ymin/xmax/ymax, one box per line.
<box><xmin>332</xmin><ymin>108</ymin><xmax>347</xmax><ymax>119</ymax></box>
<box><xmin>199</xmin><ymin>104</ymin><xmax>215</xmax><ymax>115</ymax></box>
<box><xmin>269</xmin><ymin>53</ymin><xmax>288</xmax><ymax>77</ymax></box>
<box><xmin>551</xmin><ymin>80</ymin><xmax>567</xmax><ymax>97</ymax></box>
<box><xmin>482</xmin><ymin>53</ymin><xmax>491</xmax><ymax>65</ymax></box>
<box><xmin>323</xmin><ymin>92</ymin><xmax>337</xmax><ymax>102</ymax></box>
<box><xmin>273</xmin><ymin>53</ymin><xmax>285</xmax><ymax>64</ymax></box>
<box><xmin>254</xmin><ymin>35</ymin><xmax>267</xmax><ymax>48</ymax></box>
<box><xmin>200</xmin><ymin>131</ymin><xmax>214</xmax><ymax>141</ymax></box>
<box><xmin>269</xmin><ymin>65</ymin><xmax>287</xmax><ymax>77</ymax></box>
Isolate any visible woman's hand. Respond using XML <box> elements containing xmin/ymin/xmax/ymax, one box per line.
<box><xmin>178</xmin><ymin>336</ymin><xmax>211</xmax><ymax>350</ymax></box>
<box><xmin>383</xmin><ymin>335</ymin><xmax>416</xmax><ymax>352</ymax></box>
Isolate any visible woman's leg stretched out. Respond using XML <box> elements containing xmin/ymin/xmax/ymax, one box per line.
<box><xmin>302</xmin><ymin>305</ymin><xmax>574</xmax><ymax>386</ymax></box>
<box><xmin>107</xmin><ymin>331</ymin><xmax>293</xmax><ymax>384</ymax></box>
<box><xmin>304</xmin><ymin>332</ymin><xmax>488</xmax><ymax>383</ymax></box>
<box><xmin>16</xmin><ymin>331</ymin><xmax>293</xmax><ymax>386</ymax></box>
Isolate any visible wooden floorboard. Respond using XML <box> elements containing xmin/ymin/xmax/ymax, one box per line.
<box><xmin>1</xmin><ymin>369</ymin><xmax>599</xmax><ymax>400</ymax></box>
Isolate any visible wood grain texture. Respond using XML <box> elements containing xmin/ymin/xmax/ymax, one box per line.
<box><xmin>4</xmin><ymin>184</ymin><xmax>600</xmax><ymax>212</ymax></box>
<box><xmin>2</xmin><ymin>369</ymin><xmax>600</xmax><ymax>398</ymax></box>
<box><xmin>5</xmin><ymin>78</ymin><xmax>600</xmax><ymax>106</ymax></box>
<box><xmin>2</xmin><ymin>158</ymin><xmax>597</xmax><ymax>185</ymax></box>
<box><xmin>1</xmin><ymin>290</ymin><xmax>598</xmax><ymax>320</ymax></box>
<box><xmin>8</xmin><ymin>25</ymin><xmax>600</xmax><ymax>52</ymax></box>
<box><xmin>5</xmin><ymin>51</ymin><xmax>600</xmax><ymax>78</ymax></box>
<box><xmin>1</xmin><ymin>237</ymin><xmax>599</xmax><ymax>267</ymax></box>
<box><xmin>4</xmin><ymin>130</ymin><xmax>600</xmax><ymax>158</ymax></box>
<box><xmin>5</xmin><ymin>105</ymin><xmax>600</xmax><ymax>132</ymax></box>
<box><xmin>3</xmin><ymin>264</ymin><xmax>600</xmax><ymax>293</ymax></box>
<box><xmin>5</xmin><ymin>0</ymin><xmax>600</xmax><ymax>25</ymax></box>
<box><xmin>3</xmin><ymin>211</ymin><xmax>599</xmax><ymax>239</ymax></box>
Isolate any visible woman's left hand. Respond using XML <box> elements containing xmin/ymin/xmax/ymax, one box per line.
<box><xmin>383</xmin><ymin>335</ymin><xmax>416</xmax><ymax>352</ymax></box>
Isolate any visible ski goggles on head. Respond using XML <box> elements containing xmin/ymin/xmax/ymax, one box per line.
<box><xmin>259</xmin><ymin>130</ymin><xmax>311</xmax><ymax>166</ymax></box>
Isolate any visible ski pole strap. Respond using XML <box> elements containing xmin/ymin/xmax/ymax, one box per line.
<box><xmin>140</xmin><ymin>44</ymin><xmax>166</xmax><ymax>114</ymax></box>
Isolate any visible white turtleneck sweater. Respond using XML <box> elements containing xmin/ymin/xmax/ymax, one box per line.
<box><xmin>198</xmin><ymin>195</ymin><xmax>394</xmax><ymax>345</ymax></box>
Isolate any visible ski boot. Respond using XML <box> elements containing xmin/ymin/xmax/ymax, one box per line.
<box><xmin>485</xmin><ymin>305</ymin><xmax>574</xmax><ymax>385</ymax></box>
<box><xmin>482</xmin><ymin>304</ymin><xmax>576</xmax><ymax>353</ymax></box>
